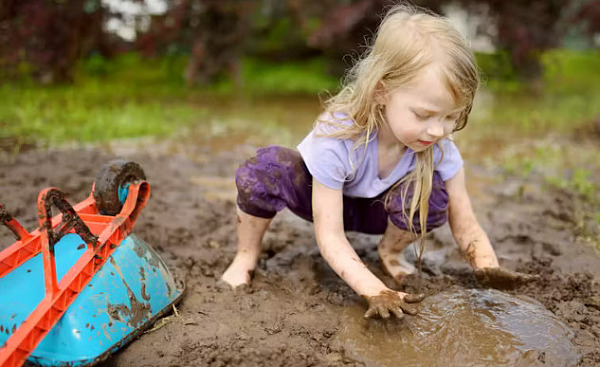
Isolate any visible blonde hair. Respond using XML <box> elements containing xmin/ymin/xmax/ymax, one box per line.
<box><xmin>317</xmin><ymin>4</ymin><xmax>479</xmax><ymax>241</ymax></box>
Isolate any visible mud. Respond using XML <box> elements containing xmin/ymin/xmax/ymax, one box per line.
<box><xmin>1</xmin><ymin>141</ymin><xmax>599</xmax><ymax>367</ymax></box>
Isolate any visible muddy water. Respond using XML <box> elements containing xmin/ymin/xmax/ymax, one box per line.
<box><xmin>338</xmin><ymin>288</ymin><xmax>579</xmax><ymax>367</ymax></box>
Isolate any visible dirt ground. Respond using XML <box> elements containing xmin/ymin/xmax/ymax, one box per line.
<box><xmin>1</xmin><ymin>140</ymin><xmax>599</xmax><ymax>367</ymax></box>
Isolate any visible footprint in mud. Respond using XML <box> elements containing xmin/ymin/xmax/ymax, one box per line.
<box><xmin>338</xmin><ymin>287</ymin><xmax>579</xmax><ymax>367</ymax></box>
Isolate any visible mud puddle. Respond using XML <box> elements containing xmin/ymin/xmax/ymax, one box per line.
<box><xmin>338</xmin><ymin>287</ymin><xmax>579</xmax><ymax>367</ymax></box>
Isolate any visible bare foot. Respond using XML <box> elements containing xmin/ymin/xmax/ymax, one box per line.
<box><xmin>377</xmin><ymin>222</ymin><xmax>418</xmax><ymax>283</ymax></box>
<box><xmin>379</xmin><ymin>247</ymin><xmax>417</xmax><ymax>283</ymax></box>
<box><xmin>220</xmin><ymin>254</ymin><xmax>256</xmax><ymax>289</ymax></box>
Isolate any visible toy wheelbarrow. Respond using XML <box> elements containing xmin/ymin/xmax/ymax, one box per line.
<box><xmin>0</xmin><ymin>160</ymin><xmax>184</xmax><ymax>367</ymax></box>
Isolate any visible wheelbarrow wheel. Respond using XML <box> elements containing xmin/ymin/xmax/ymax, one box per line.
<box><xmin>93</xmin><ymin>159</ymin><xmax>146</xmax><ymax>215</ymax></box>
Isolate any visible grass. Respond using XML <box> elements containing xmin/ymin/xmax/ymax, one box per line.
<box><xmin>0</xmin><ymin>53</ymin><xmax>337</xmax><ymax>148</ymax></box>
<box><xmin>0</xmin><ymin>84</ymin><xmax>203</xmax><ymax>145</ymax></box>
<box><xmin>471</xmin><ymin>50</ymin><xmax>600</xmax><ymax>135</ymax></box>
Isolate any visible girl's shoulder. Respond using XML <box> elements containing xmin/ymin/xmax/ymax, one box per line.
<box><xmin>300</xmin><ymin>112</ymin><xmax>359</xmax><ymax>156</ymax></box>
<box><xmin>313</xmin><ymin>111</ymin><xmax>355</xmax><ymax>136</ymax></box>
<box><xmin>433</xmin><ymin>137</ymin><xmax>463</xmax><ymax>180</ymax></box>
<box><xmin>298</xmin><ymin>113</ymin><xmax>363</xmax><ymax>190</ymax></box>
<box><xmin>437</xmin><ymin>137</ymin><xmax>461</xmax><ymax>156</ymax></box>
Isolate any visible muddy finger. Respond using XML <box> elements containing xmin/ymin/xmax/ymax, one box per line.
<box><xmin>378</xmin><ymin>305</ymin><xmax>391</xmax><ymax>319</ymax></box>
<box><xmin>364</xmin><ymin>307</ymin><xmax>378</xmax><ymax>319</ymax></box>
<box><xmin>390</xmin><ymin>306</ymin><xmax>405</xmax><ymax>319</ymax></box>
<box><xmin>400</xmin><ymin>302</ymin><xmax>419</xmax><ymax>315</ymax></box>
<box><xmin>404</xmin><ymin>293</ymin><xmax>425</xmax><ymax>303</ymax></box>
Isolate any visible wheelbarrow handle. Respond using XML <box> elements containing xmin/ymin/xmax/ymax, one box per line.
<box><xmin>0</xmin><ymin>203</ymin><xmax>31</xmax><ymax>241</ymax></box>
<box><xmin>37</xmin><ymin>188</ymin><xmax>99</xmax><ymax>296</ymax></box>
<box><xmin>37</xmin><ymin>188</ymin><xmax>99</xmax><ymax>250</ymax></box>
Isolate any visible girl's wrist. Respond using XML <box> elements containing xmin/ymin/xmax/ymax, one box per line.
<box><xmin>356</xmin><ymin>282</ymin><xmax>389</xmax><ymax>298</ymax></box>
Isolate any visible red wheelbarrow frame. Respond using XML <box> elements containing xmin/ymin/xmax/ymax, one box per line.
<box><xmin>0</xmin><ymin>181</ymin><xmax>150</xmax><ymax>367</ymax></box>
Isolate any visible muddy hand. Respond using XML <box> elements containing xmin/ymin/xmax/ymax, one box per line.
<box><xmin>474</xmin><ymin>267</ymin><xmax>538</xmax><ymax>289</ymax></box>
<box><xmin>363</xmin><ymin>290</ymin><xmax>425</xmax><ymax>319</ymax></box>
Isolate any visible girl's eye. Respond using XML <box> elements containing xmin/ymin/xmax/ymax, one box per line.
<box><xmin>413</xmin><ymin>111</ymin><xmax>428</xmax><ymax>120</ymax></box>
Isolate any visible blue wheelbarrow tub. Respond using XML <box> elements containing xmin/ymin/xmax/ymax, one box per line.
<box><xmin>0</xmin><ymin>233</ymin><xmax>184</xmax><ymax>366</ymax></box>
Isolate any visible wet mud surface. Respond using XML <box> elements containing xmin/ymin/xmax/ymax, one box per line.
<box><xmin>1</xmin><ymin>142</ymin><xmax>599</xmax><ymax>366</ymax></box>
<box><xmin>339</xmin><ymin>288</ymin><xmax>579</xmax><ymax>367</ymax></box>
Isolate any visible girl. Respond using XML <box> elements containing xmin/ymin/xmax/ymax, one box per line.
<box><xmin>221</xmin><ymin>4</ymin><xmax>533</xmax><ymax>319</ymax></box>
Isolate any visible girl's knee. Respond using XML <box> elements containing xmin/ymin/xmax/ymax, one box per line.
<box><xmin>236</xmin><ymin>146</ymin><xmax>303</xmax><ymax>192</ymax></box>
<box><xmin>235</xmin><ymin>146</ymin><xmax>308</xmax><ymax>217</ymax></box>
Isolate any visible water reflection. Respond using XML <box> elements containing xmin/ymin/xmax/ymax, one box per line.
<box><xmin>338</xmin><ymin>288</ymin><xmax>578</xmax><ymax>367</ymax></box>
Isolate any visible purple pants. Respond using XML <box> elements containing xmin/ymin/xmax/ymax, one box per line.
<box><xmin>236</xmin><ymin>146</ymin><xmax>448</xmax><ymax>235</ymax></box>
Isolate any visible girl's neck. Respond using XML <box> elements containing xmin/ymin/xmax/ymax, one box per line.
<box><xmin>377</xmin><ymin>121</ymin><xmax>405</xmax><ymax>152</ymax></box>
<box><xmin>376</xmin><ymin>124</ymin><xmax>405</xmax><ymax>180</ymax></box>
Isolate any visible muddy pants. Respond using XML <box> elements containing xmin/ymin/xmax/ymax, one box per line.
<box><xmin>236</xmin><ymin>146</ymin><xmax>449</xmax><ymax>235</ymax></box>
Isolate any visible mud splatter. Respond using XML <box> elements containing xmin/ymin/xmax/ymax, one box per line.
<box><xmin>107</xmin><ymin>257</ymin><xmax>151</xmax><ymax>328</ymax></box>
<box><xmin>140</xmin><ymin>267</ymin><xmax>150</xmax><ymax>301</ymax></box>
<box><xmin>462</xmin><ymin>240</ymin><xmax>477</xmax><ymax>265</ymax></box>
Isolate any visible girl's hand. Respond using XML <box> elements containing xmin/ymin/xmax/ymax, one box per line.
<box><xmin>474</xmin><ymin>267</ymin><xmax>538</xmax><ymax>289</ymax></box>
<box><xmin>363</xmin><ymin>290</ymin><xmax>425</xmax><ymax>319</ymax></box>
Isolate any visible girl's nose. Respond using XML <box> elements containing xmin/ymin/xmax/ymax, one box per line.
<box><xmin>426</xmin><ymin>121</ymin><xmax>444</xmax><ymax>138</ymax></box>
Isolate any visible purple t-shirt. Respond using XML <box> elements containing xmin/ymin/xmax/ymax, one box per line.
<box><xmin>297</xmin><ymin>121</ymin><xmax>463</xmax><ymax>198</ymax></box>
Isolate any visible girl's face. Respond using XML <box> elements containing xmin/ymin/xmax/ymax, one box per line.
<box><xmin>380</xmin><ymin>66</ymin><xmax>460</xmax><ymax>152</ymax></box>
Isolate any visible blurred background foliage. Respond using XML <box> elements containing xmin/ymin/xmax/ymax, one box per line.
<box><xmin>1</xmin><ymin>0</ymin><xmax>599</xmax><ymax>144</ymax></box>
<box><xmin>2</xmin><ymin>0</ymin><xmax>600</xmax><ymax>81</ymax></box>
<box><xmin>2</xmin><ymin>0</ymin><xmax>599</xmax><ymax>84</ymax></box>
<box><xmin>0</xmin><ymin>0</ymin><xmax>599</xmax><ymax>244</ymax></box>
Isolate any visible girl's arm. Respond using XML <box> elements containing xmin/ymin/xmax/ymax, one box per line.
<box><xmin>446</xmin><ymin>167</ymin><xmax>537</xmax><ymax>287</ymax></box>
<box><xmin>445</xmin><ymin>167</ymin><xmax>499</xmax><ymax>269</ymax></box>
<box><xmin>312</xmin><ymin>178</ymin><xmax>423</xmax><ymax>318</ymax></box>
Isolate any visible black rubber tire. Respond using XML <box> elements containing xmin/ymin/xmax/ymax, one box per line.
<box><xmin>93</xmin><ymin>159</ymin><xmax>146</xmax><ymax>215</ymax></box>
